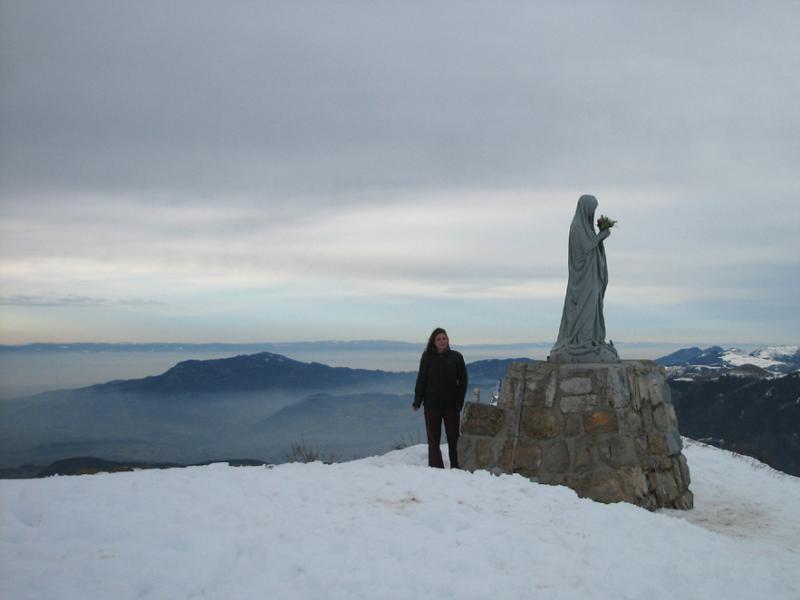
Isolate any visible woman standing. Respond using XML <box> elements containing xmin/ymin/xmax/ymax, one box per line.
<box><xmin>412</xmin><ymin>328</ymin><xmax>468</xmax><ymax>468</ymax></box>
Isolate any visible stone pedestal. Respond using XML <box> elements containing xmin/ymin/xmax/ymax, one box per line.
<box><xmin>458</xmin><ymin>361</ymin><xmax>693</xmax><ymax>510</ymax></box>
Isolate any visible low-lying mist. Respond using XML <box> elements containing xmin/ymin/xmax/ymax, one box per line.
<box><xmin>0</xmin><ymin>386</ymin><xmax>425</xmax><ymax>471</ymax></box>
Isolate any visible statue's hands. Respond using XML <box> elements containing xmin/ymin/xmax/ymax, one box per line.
<box><xmin>598</xmin><ymin>228</ymin><xmax>611</xmax><ymax>241</ymax></box>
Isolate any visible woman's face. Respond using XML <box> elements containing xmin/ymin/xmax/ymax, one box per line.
<box><xmin>434</xmin><ymin>332</ymin><xmax>449</xmax><ymax>353</ymax></box>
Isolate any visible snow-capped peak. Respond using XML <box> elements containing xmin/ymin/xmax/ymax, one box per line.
<box><xmin>751</xmin><ymin>345</ymin><xmax>800</xmax><ymax>361</ymax></box>
<box><xmin>720</xmin><ymin>347</ymin><xmax>783</xmax><ymax>369</ymax></box>
<box><xmin>659</xmin><ymin>344</ymin><xmax>800</xmax><ymax>380</ymax></box>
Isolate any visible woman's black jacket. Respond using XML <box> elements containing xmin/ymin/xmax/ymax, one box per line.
<box><xmin>413</xmin><ymin>349</ymin><xmax>468</xmax><ymax>411</ymax></box>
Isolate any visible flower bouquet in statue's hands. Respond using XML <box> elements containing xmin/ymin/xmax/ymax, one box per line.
<box><xmin>596</xmin><ymin>214</ymin><xmax>617</xmax><ymax>231</ymax></box>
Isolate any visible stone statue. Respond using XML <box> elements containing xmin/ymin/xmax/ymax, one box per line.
<box><xmin>549</xmin><ymin>195</ymin><xmax>620</xmax><ymax>363</ymax></box>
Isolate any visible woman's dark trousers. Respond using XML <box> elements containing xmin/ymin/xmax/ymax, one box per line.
<box><xmin>423</xmin><ymin>406</ymin><xmax>460</xmax><ymax>469</ymax></box>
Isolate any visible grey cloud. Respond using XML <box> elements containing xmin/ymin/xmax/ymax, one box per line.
<box><xmin>0</xmin><ymin>295</ymin><xmax>108</xmax><ymax>307</ymax></box>
<box><xmin>0</xmin><ymin>1</ymin><xmax>798</xmax><ymax>343</ymax></box>
<box><xmin>116</xmin><ymin>298</ymin><xmax>168</xmax><ymax>308</ymax></box>
<box><xmin>2</xmin><ymin>2</ymin><xmax>798</xmax><ymax>203</ymax></box>
<box><xmin>0</xmin><ymin>295</ymin><xmax>165</xmax><ymax>308</ymax></box>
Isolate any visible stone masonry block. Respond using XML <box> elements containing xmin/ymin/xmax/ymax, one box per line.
<box><xmin>507</xmin><ymin>362</ymin><xmax>527</xmax><ymax>377</ymax></box>
<box><xmin>581</xmin><ymin>467</ymin><xmax>649</xmax><ymax>504</ymax></box>
<box><xmin>560</xmin><ymin>394</ymin><xmax>597</xmax><ymax>413</ymax></box>
<box><xmin>571</xmin><ymin>437</ymin><xmax>596</xmax><ymax>471</ymax></box>
<box><xmin>521</xmin><ymin>409</ymin><xmax>561</xmax><ymax>440</ymax></box>
<box><xmin>673</xmin><ymin>490</ymin><xmax>694</xmax><ymax>510</ymax></box>
<box><xmin>523</xmin><ymin>379</ymin><xmax>538</xmax><ymax>405</ymax></box>
<box><xmin>542</xmin><ymin>441</ymin><xmax>569</xmax><ymax>472</ymax></box>
<box><xmin>666</xmin><ymin>430</ymin><xmax>683</xmax><ymax>456</ymax></box>
<box><xmin>524</xmin><ymin>378</ymin><xmax>546</xmax><ymax>408</ymax></box>
<box><xmin>564</xmin><ymin>414</ymin><xmax>583</xmax><ymax>437</ymax></box>
<box><xmin>513</xmin><ymin>444</ymin><xmax>542</xmax><ymax>476</ymax></box>
<box><xmin>558</xmin><ymin>365</ymin><xmax>593</xmax><ymax>377</ymax></box>
<box><xmin>513</xmin><ymin>378</ymin><xmax>527</xmax><ymax>407</ymax></box>
<box><xmin>457</xmin><ymin>436</ymin><xmax>474</xmax><ymax>466</ymax></box>
<box><xmin>560</xmin><ymin>376</ymin><xmax>593</xmax><ymax>395</ymax></box>
<box><xmin>678</xmin><ymin>454</ymin><xmax>691</xmax><ymax>487</ymax></box>
<box><xmin>475</xmin><ymin>438</ymin><xmax>498</xmax><ymax>467</ymax></box>
<box><xmin>648</xmin><ymin>433</ymin><xmax>668</xmax><ymax>456</ymax></box>
<box><xmin>524</xmin><ymin>364</ymin><xmax>552</xmax><ymax>381</ymax></box>
<box><xmin>657</xmin><ymin>456</ymin><xmax>673</xmax><ymax>470</ymax></box>
<box><xmin>622</xmin><ymin>467</ymin><xmax>650</xmax><ymax>500</ymax></box>
<box><xmin>654</xmin><ymin>471</ymin><xmax>680</xmax><ymax>504</ymax></box>
<box><xmin>572</xmin><ymin>472</ymin><xmax>625</xmax><ymax>504</ymax></box>
<box><xmin>666</xmin><ymin>402</ymin><xmax>679</xmax><ymax>428</ymax></box>
<box><xmin>646</xmin><ymin>471</ymin><xmax>658</xmax><ymax>493</ymax></box>
<box><xmin>641</xmin><ymin>407</ymin><xmax>655</xmax><ymax>432</ymax></box>
<box><xmin>624</xmin><ymin>411</ymin><xmax>643</xmax><ymax>435</ymax></box>
<box><xmin>660</xmin><ymin>380</ymin><xmax>672</xmax><ymax>404</ymax></box>
<box><xmin>499</xmin><ymin>440</ymin><xmax>516</xmax><ymax>471</ymax></box>
<box><xmin>598</xmin><ymin>436</ymin><xmax>638</xmax><ymax>468</ymax></box>
<box><xmin>544</xmin><ymin>373</ymin><xmax>557</xmax><ymax>408</ymax></box>
<box><xmin>460</xmin><ymin>403</ymin><xmax>506</xmax><ymax>437</ymax></box>
<box><xmin>497</xmin><ymin>378</ymin><xmax>516</xmax><ymax>409</ymax></box>
<box><xmin>607</xmin><ymin>367</ymin><xmax>630</xmax><ymax>408</ymax></box>
<box><xmin>652</xmin><ymin>404</ymin><xmax>668</xmax><ymax>431</ymax></box>
<box><xmin>628</xmin><ymin>370</ymin><xmax>642</xmax><ymax>411</ymax></box>
<box><xmin>638</xmin><ymin>373</ymin><xmax>665</xmax><ymax>407</ymax></box>
<box><xmin>634</xmin><ymin>436</ymin><xmax>650</xmax><ymax>461</ymax></box>
<box><xmin>671</xmin><ymin>457</ymin><xmax>684</xmax><ymax>488</ymax></box>
<box><xmin>584</xmin><ymin>410</ymin><xmax>617</xmax><ymax>433</ymax></box>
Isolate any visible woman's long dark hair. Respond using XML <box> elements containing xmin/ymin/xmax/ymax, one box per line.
<box><xmin>425</xmin><ymin>327</ymin><xmax>449</xmax><ymax>354</ymax></box>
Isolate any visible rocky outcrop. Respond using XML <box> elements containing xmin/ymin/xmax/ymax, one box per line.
<box><xmin>458</xmin><ymin>361</ymin><xmax>693</xmax><ymax>510</ymax></box>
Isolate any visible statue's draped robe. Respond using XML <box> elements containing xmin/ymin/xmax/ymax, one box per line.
<box><xmin>549</xmin><ymin>195</ymin><xmax>619</xmax><ymax>363</ymax></box>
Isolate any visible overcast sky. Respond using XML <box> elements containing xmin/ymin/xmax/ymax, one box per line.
<box><xmin>1</xmin><ymin>1</ymin><xmax>798</xmax><ymax>347</ymax></box>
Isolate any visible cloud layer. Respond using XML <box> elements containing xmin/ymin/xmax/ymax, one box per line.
<box><xmin>1</xmin><ymin>2</ymin><xmax>798</xmax><ymax>344</ymax></box>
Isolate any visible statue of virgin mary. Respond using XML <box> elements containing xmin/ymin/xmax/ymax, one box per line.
<box><xmin>548</xmin><ymin>195</ymin><xmax>620</xmax><ymax>363</ymax></box>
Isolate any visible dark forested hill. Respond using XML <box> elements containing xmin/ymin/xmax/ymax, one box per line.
<box><xmin>93</xmin><ymin>352</ymin><xmax>415</xmax><ymax>395</ymax></box>
<box><xmin>671</xmin><ymin>373</ymin><xmax>800</xmax><ymax>476</ymax></box>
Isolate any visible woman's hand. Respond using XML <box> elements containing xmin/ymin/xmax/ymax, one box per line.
<box><xmin>598</xmin><ymin>228</ymin><xmax>611</xmax><ymax>241</ymax></box>
<box><xmin>412</xmin><ymin>403</ymin><xmax>420</xmax><ymax>412</ymax></box>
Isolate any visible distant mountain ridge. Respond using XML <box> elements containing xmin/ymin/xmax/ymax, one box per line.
<box><xmin>93</xmin><ymin>352</ymin><xmax>414</xmax><ymax>395</ymax></box>
<box><xmin>656</xmin><ymin>345</ymin><xmax>800</xmax><ymax>380</ymax></box>
<box><xmin>15</xmin><ymin>353</ymin><xmax>538</xmax><ymax>400</ymax></box>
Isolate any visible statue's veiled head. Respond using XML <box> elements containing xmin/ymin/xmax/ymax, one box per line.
<box><xmin>577</xmin><ymin>194</ymin><xmax>598</xmax><ymax>222</ymax></box>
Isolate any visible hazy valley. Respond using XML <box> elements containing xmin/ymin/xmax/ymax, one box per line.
<box><xmin>1</xmin><ymin>344</ymin><xmax>798</xmax><ymax>478</ymax></box>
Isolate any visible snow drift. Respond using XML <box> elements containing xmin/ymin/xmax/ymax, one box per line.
<box><xmin>1</xmin><ymin>440</ymin><xmax>798</xmax><ymax>599</ymax></box>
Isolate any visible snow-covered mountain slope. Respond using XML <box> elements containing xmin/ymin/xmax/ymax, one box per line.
<box><xmin>751</xmin><ymin>345</ymin><xmax>800</xmax><ymax>363</ymax></box>
<box><xmin>1</xmin><ymin>442</ymin><xmax>798</xmax><ymax>599</ymax></box>
<box><xmin>720</xmin><ymin>347</ymin><xmax>784</xmax><ymax>370</ymax></box>
<box><xmin>658</xmin><ymin>345</ymin><xmax>800</xmax><ymax>380</ymax></box>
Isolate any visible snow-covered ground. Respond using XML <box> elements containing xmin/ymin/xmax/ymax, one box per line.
<box><xmin>721</xmin><ymin>347</ymin><xmax>785</xmax><ymax>370</ymax></box>
<box><xmin>1</xmin><ymin>441</ymin><xmax>798</xmax><ymax>599</ymax></box>
<box><xmin>717</xmin><ymin>345</ymin><xmax>800</xmax><ymax>373</ymax></box>
<box><xmin>751</xmin><ymin>345</ymin><xmax>800</xmax><ymax>362</ymax></box>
